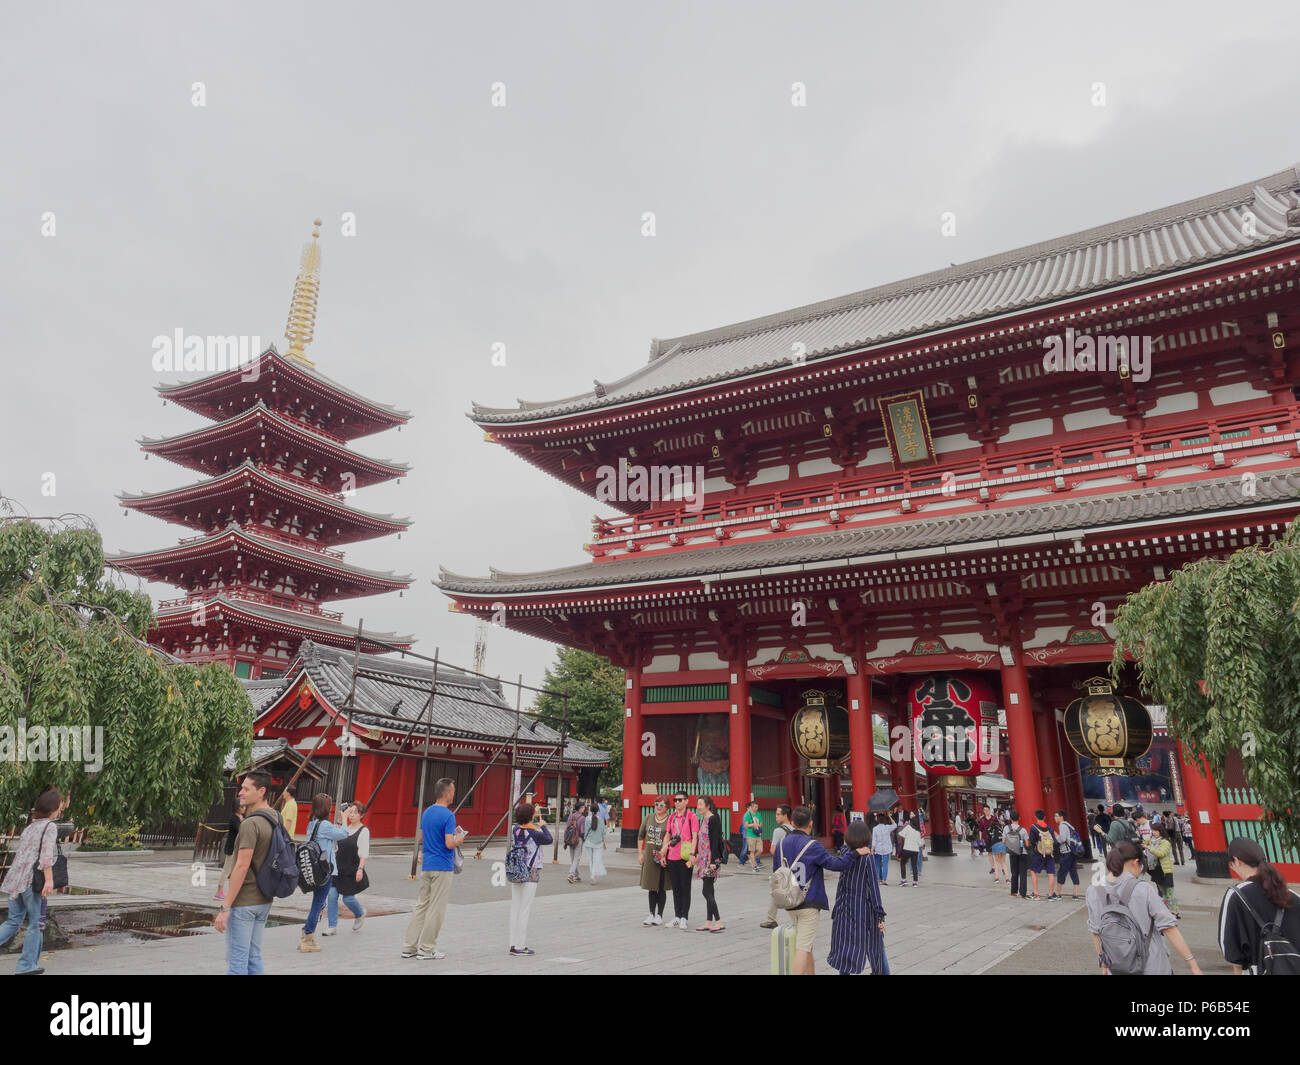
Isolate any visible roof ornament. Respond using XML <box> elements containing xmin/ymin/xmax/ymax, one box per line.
<box><xmin>284</xmin><ymin>218</ymin><xmax>324</xmax><ymax>367</ymax></box>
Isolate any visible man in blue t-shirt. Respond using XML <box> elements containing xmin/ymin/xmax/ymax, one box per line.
<box><xmin>402</xmin><ymin>777</ymin><xmax>467</xmax><ymax>960</ymax></box>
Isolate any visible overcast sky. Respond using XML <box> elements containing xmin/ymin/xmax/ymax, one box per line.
<box><xmin>3</xmin><ymin>1</ymin><xmax>1299</xmax><ymax>693</ymax></box>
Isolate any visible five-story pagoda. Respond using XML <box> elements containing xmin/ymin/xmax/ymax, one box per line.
<box><xmin>111</xmin><ymin>221</ymin><xmax>414</xmax><ymax>678</ymax></box>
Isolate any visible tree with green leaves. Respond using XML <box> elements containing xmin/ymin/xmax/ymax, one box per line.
<box><xmin>1111</xmin><ymin>520</ymin><xmax>1300</xmax><ymax>851</ymax></box>
<box><xmin>0</xmin><ymin>511</ymin><xmax>252</xmax><ymax>832</ymax></box>
<box><xmin>532</xmin><ymin>647</ymin><xmax>624</xmax><ymax>791</ymax></box>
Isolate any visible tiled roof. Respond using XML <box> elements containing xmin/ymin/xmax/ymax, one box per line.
<box><xmin>158</xmin><ymin>346</ymin><xmax>412</xmax><ymax>421</ymax></box>
<box><xmin>139</xmin><ymin>401</ymin><xmax>411</xmax><ymax>474</ymax></box>
<box><xmin>438</xmin><ymin>469</ymin><xmax>1300</xmax><ymax>595</ymax></box>
<box><xmin>117</xmin><ymin>460</ymin><xmax>412</xmax><ymax>527</ymax></box>
<box><xmin>108</xmin><ymin>523</ymin><xmax>413</xmax><ymax>585</ymax></box>
<box><xmin>153</xmin><ymin>594</ymin><xmax>416</xmax><ymax>646</ymax></box>
<box><xmin>472</xmin><ymin>166</ymin><xmax>1300</xmax><ymax>424</ymax></box>
<box><xmin>284</xmin><ymin>641</ymin><xmax>608</xmax><ymax>765</ymax></box>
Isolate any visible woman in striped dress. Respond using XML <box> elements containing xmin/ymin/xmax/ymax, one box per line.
<box><xmin>827</xmin><ymin>820</ymin><xmax>888</xmax><ymax>975</ymax></box>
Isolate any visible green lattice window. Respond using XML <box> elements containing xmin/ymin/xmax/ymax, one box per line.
<box><xmin>643</xmin><ymin>684</ymin><xmax>729</xmax><ymax>703</ymax></box>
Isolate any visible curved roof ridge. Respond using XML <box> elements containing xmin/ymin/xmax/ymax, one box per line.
<box><xmin>117</xmin><ymin>459</ymin><xmax>413</xmax><ymax>525</ymax></box>
<box><xmin>138</xmin><ymin>402</ymin><xmax>411</xmax><ymax>470</ymax></box>
<box><xmin>469</xmin><ymin>164</ymin><xmax>1300</xmax><ymax>425</ymax></box>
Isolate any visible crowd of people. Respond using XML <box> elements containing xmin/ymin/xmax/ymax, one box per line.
<box><xmin>2</xmin><ymin>775</ymin><xmax>1296</xmax><ymax>977</ymax></box>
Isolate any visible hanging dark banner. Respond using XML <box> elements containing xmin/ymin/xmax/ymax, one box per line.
<box><xmin>879</xmin><ymin>389</ymin><xmax>936</xmax><ymax>469</ymax></box>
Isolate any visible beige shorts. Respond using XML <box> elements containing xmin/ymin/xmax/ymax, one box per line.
<box><xmin>790</xmin><ymin>906</ymin><xmax>821</xmax><ymax>954</ymax></box>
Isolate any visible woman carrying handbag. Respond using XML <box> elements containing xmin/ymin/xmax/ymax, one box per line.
<box><xmin>326</xmin><ymin>801</ymin><xmax>370</xmax><ymax>934</ymax></box>
<box><xmin>0</xmin><ymin>788</ymin><xmax>65</xmax><ymax>974</ymax></box>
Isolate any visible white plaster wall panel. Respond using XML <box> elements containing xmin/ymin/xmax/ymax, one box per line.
<box><xmin>1145</xmin><ymin>391</ymin><xmax>1200</xmax><ymax>418</ymax></box>
<box><xmin>1208</xmin><ymin>381</ymin><xmax>1262</xmax><ymax>407</ymax></box>
<box><xmin>748</xmin><ymin>464</ymin><xmax>791</xmax><ymax>487</ymax></box>
<box><xmin>643</xmin><ymin>655</ymin><xmax>682</xmax><ymax>674</ymax></box>
<box><xmin>797</xmin><ymin>456</ymin><xmax>842</xmax><ymax>478</ymax></box>
<box><xmin>855</xmin><ymin>447</ymin><xmax>893</xmax><ymax>469</ymax></box>
<box><xmin>930</xmin><ymin>432</ymin><xmax>972</xmax><ymax>455</ymax></box>
<box><xmin>1062</xmin><ymin>409</ymin><xmax>1113</xmax><ymax>432</ymax></box>
<box><xmin>1001</xmin><ymin>417</ymin><xmax>1055</xmax><ymax>443</ymax></box>
<box><xmin>687</xmin><ymin>651</ymin><xmax>727</xmax><ymax>670</ymax></box>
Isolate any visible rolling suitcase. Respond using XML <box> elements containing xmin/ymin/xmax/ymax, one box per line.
<box><xmin>770</xmin><ymin>923</ymin><xmax>796</xmax><ymax>975</ymax></box>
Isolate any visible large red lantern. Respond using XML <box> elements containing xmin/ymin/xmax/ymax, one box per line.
<box><xmin>907</xmin><ymin>673</ymin><xmax>1000</xmax><ymax>784</ymax></box>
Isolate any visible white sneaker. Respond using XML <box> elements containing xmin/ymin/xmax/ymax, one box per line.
<box><xmin>643</xmin><ymin>915</ymin><xmax>657</xmax><ymax>926</ymax></box>
<box><xmin>652</xmin><ymin>914</ymin><xmax>663</xmax><ymax>925</ymax></box>
<box><xmin>321</xmin><ymin>927</ymin><xmax>338</xmax><ymax>937</ymax></box>
<box><xmin>671</xmin><ymin>917</ymin><xmax>683</xmax><ymax>928</ymax></box>
<box><xmin>353</xmin><ymin>912</ymin><xmax>365</xmax><ymax>931</ymax></box>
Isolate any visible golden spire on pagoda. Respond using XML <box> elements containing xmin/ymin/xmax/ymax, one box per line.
<box><xmin>284</xmin><ymin>218</ymin><xmax>323</xmax><ymax>367</ymax></box>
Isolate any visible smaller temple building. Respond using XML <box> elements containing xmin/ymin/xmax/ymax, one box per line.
<box><xmin>244</xmin><ymin>641</ymin><xmax>608</xmax><ymax>838</ymax></box>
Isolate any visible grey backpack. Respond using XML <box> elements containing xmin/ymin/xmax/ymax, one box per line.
<box><xmin>770</xmin><ymin>838</ymin><xmax>815</xmax><ymax>910</ymax></box>
<box><xmin>1097</xmin><ymin>877</ymin><xmax>1154</xmax><ymax>974</ymax></box>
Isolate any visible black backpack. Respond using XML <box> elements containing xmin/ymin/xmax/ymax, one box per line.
<box><xmin>296</xmin><ymin>820</ymin><xmax>333</xmax><ymax>893</ymax></box>
<box><xmin>1234</xmin><ymin>886</ymin><xmax>1300</xmax><ymax>975</ymax></box>
<box><xmin>250</xmin><ymin>809</ymin><xmax>300</xmax><ymax>899</ymax></box>
<box><xmin>986</xmin><ymin>820</ymin><xmax>1003</xmax><ymax>845</ymax></box>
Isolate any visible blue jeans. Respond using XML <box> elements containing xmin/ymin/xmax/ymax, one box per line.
<box><xmin>303</xmin><ymin>884</ymin><xmax>330</xmax><ymax>935</ymax></box>
<box><xmin>875</xmin><ymin>854</ymin><xmax>890</xmax><ymax>881</ymax></box>
<box><xmin>327</xmin><ymin>885</ymin><xmax>364</xmax><ymax>928</ymax></box>
<box><xmin>226</xmin><ymin>902</ymin><xmax>272</xmax><ymax>974</ymax></box>
<box><xmin>0</xmin><ymin>889</ymin><xmax>44</xmax><ymax>972</ymax></box>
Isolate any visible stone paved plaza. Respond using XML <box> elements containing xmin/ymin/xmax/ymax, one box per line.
<box><xmin>8</xmin><ymin>839</ymin><xmax>1237</xmax><ymax>976</ymax></box>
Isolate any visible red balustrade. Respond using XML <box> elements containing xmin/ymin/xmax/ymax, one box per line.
<box><xmin>156</xmin><ymin>588</ymin><xmax>343</xmax><ymax>622</ymax></box>
<box><xmin>590</xmin><ymin>404</ymin><xmax>1299</xmax><ymax>553</ymax></box>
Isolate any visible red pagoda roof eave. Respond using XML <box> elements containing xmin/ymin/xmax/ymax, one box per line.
<box><xmin>157</xmin><ymin>350</ymin><xmax>411</xmax><ymax>430</ymax></box>
<box><xmin>138</xmin><ymin>404</ymin><xmax>411</xmax><ymax>478</ymax></box>
<box><xmin>109</xmin><ymin>527</ymin><xmax>411</xmax><ymax>587</ymax></box>
<box><xmin>472</xmin><ymin>241</ymin><xmax>1300</xmax><ymax>439</ymax></box>
<box><xmin>117</xmin><ymin>462</ymin><xmax>412</xmax><ymax>531</ymax></box>
<box><xmin>153</xmin><ymin>604</ymin><xmax>413</xmax><ymax>648</ymax></box>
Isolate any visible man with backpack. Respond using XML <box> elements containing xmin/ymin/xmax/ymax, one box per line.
<box><xmin>1090</xmin><ymin>803</ymin><xmax>1112</xmax><ymax>859</ymax></box>
<box><xmin>1103</xmin><ymin>804</ymin><xmax>1140</xmax><ymax>850</ymax></box>
<box><xmin>1052</xmin><ymin>809</ymin><xmax>1083</xmax><ymax>901</ymax></box>
<box><xmin>1027</xmin><ymin>809</ymin><xmax>1057</xmax><ymax>900</ymax></box>
<box><xmin>770</xmin><ymin>806</ymin><xmax>855</xmax><ymax>974</ymax></box>
<box><xmin>213</xmin><ymin>770</ymin><xmax>292</xmax><ymax>974</ymax></box>
<box><xmin>1167</xmin><ymin>812</ymin><xmax>1185</xmax><ymax>866</ymax></box>
<box><xmin>564</xmin><ymin>802</ymin><xmax>589</xmax><ymax>884</ymax></box>
<box><xmin>759</xmin><ymin>804</ymin><xmax>793</xmax><ymax>929</ymax></box>
<box><xmin>1003</xmin><ymin>811</ymin><xmax>1030</xmax><ymax>899</ymax></box>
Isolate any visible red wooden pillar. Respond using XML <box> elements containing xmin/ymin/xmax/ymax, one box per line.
<box><xmin>887</xmin><ymin>707</ymin><xmax>907</xmax><ymax>801</ymax></box>
<box><xmin>846</xmin><ymin>667</ymin><xmax>876</xmax><ymax>814</ymax></box>
<box><xmin>1056</xmin><ymin>715</ymin><xmax>1091</xmax><ymax>857</ymax></box>
<box><xmin>353</xmin><ymin>751</ymin><xmax>377</xmax><ymax>810</ymax></box>
<box><xmin>779</xmin><ymin>708</ymin><xmax>800</xmax><ymax>806</ymax></box>
<box><xmin>620</xmin><ymin>663</ymin><xmax>644</xmax><ymax>848</ymax></box>
<box><xmin>1033</xmin><ymin>706</ymin><xmax>1065</xmax><ymax>821</ymax></box>
<box><xmin>894</xmin><ymin>705</ymin><xmax>919</xmax><ymax>814</ymax></box>
<box><xmin>1176</xmin><ymin>740</ymin><xmax>1230</xmax><ymax>877</ymax></box>
<box><xmin>927</xmin><ymin>779</ymin><xmax>952</xmax><ymax>854</ymax></box>
<box><xmin>729</xmin><ymin>660</ymin><xmax>752</xmax><ymax>829</ymax></box>
<box><xmin>1000</xmin><ymin>651</ymin><xmax>1045</xmax><ymax>820</ymax></box>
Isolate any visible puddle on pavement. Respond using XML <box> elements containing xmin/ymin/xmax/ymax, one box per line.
<box><xmin>54</xmin><ymin>903</ymin><xmax>304</xmax><ymax>948</ymax></box>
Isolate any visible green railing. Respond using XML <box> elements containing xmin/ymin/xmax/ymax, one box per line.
<box><xmin>638</xmin><ymin>806</ymin><xmax>732</xmax><ymax>836</ymax></box>
<box><xmin>752</xmin><ymin>784</ymin><xmax>787</xmax><ymax>798</ymax></box>
<box><xmin>1222</xmin><ymin>819</ymin><xmax>1299</xmax><ymax>864</ymax></box>
<box><xmin>643</xmin><ymin>684</ymin><xmax>728</xmax><ymax>703</ymax></box>
<box><xmin>642</xmin><ymin>780</ymin><xmax>729</xmax><ymax>796</ymax></box>
<box><xmin>1218</xmin><ymin>786</ymin><xmax>1257</xmax><ymax>805</ymax></box>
